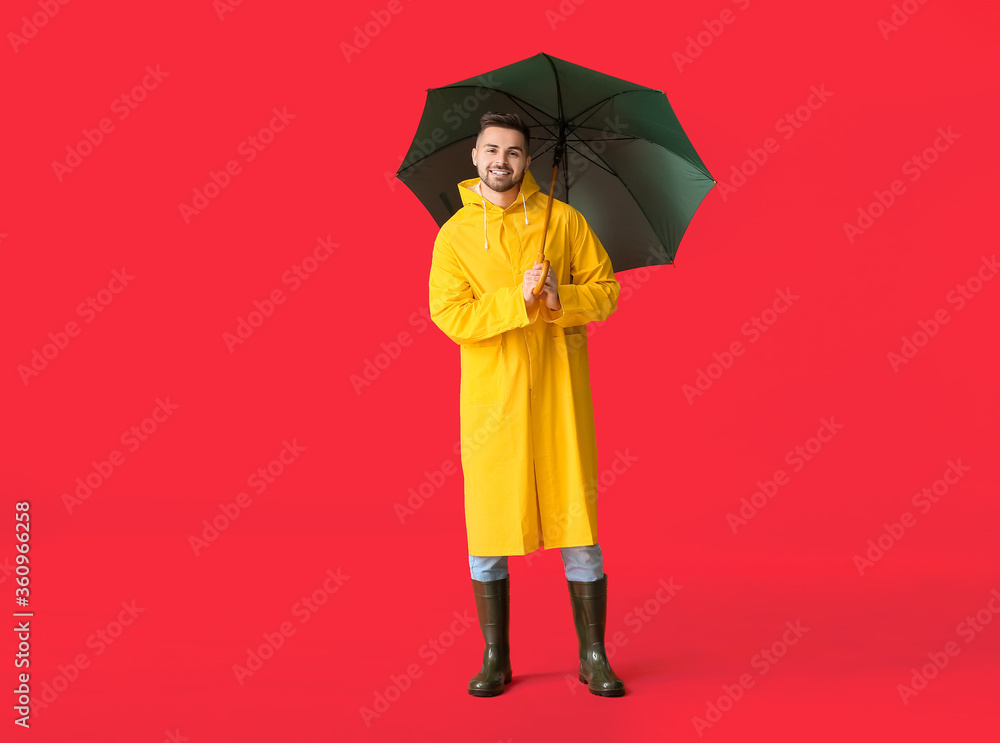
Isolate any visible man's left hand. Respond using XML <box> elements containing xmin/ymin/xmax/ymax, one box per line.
<box><xmin>531</xmin><ymin>261</ymin><xmax>561</xmax><ymax>311</ymax></box>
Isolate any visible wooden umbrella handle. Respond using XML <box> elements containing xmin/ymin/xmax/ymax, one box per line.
<box><xmin>532</xmin><ymin>160</ymin><xmax>560</xmax><ymax>296</ymax></box>
<box><xmin>531</xmin><ymin>259</ymin><xmax>550</xmax><ymax>296</ymax></box>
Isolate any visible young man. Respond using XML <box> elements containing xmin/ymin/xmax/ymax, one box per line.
<box><xmin>428</xmin><ymin>112</ymin><xmax>625</xmax><ymax>697</ymax></box>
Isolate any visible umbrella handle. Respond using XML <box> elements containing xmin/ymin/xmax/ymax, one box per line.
<box><xmin>531</xmin><ymin>160</ymin><xmax>560</xmax><ymax>296</ymax></box>
<box><xmin>532</xmin><ymin>259</ymin><xmax>550</xmax><ymax>297</ymax></box>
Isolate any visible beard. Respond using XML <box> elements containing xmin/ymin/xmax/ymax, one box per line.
<box><xmin>479</xmin><ymin>165</ymin><xmax>523</xmax><ymax>193</ymax></box>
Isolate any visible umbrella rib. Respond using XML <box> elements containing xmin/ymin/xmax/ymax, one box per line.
<box><xmin>542</xmin><ymin>53</ymin><xmax>565</xmax><ymax>124</ymax></box>
<box><xmin>564</xmin><ymin>89</ymin><xmax>682</xmax><ymax>148</ymax></box>
<box><xmin>567</xmin><ymin>135</ymin><xmax>639</xmax><ymax>142</ymax></box>
<box><xmin>432</xmin><ymin>85</ymin><xmax>561</xmax><ymax>143</ymax></box>
<box><xmin>567</xmin><ymin>90</ymin><xmax>647</xmax><ymax>130</ymax></box>
<box><xmin>530</xmin><ymin>139</ymin><xmax>560</xmax><ymax>161</ymax></box>
<box><xmin>567</xmin><ymin>91</ymin><xmax>715</xmax><ymax>181</ymax></box>
<box><xmin>396</xmin><ymin>88</ymin><xmax>560</xmax><ymax>174</ymax></box>
<box><xmin>505</xmin><ymin>96</ymin><xmax>560</xmax><ymax>144</ymax></box>
<box><xmin>563</xmin><ymin>142</ymin><xmax>619</xmax><ymax>177</ymax></box>
<box><xmin>574</xmin><ymin>139</ymin><xmax>674</xmax><ymax>260</ymax></box>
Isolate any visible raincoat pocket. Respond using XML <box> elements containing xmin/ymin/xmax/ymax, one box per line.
<box><xmin>549</xmin><ymin>324</ymin><xmax>588</xmax><ymax>395</ymax></box>
<box><xmin>550</xmin><ymin>324</ymin><xmax>587</xmax><ymax>351</ymax></box>
<box><xmin>460</xmin><ymin>335</ymin><xmax>505</xmax><ymax>407</ymax></box>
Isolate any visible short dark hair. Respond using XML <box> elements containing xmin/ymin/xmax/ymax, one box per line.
<box><xmin>477</xmin><ymin>112</ymin><xmax>530</xmax><ymax>153</ymax></box>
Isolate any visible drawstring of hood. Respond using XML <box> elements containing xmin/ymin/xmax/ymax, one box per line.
<box><xmin>480</xmin><ymin>197</ymin><xmax>487</xmax><ymax>250</ymax></box>
<box><xmin>481</xmin><ymin>190</ymin><xmax>529</xmax><ymax>251</ymax></box>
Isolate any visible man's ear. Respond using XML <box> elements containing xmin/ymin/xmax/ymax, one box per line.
<box><xmin>525</xmin><ymin>153</ymin><xmax>531</xmax><ymax>169</ymax></box>
<box><xmin>471</xmin><ymin>146</ymin><xmax>477</xmax><ymax>166</ymax></box>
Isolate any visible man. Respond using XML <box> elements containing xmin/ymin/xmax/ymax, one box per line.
<box><xmin>428</xmin><ymin>112</ymin><xmax>625</xmax><ymax>697</ymax></box>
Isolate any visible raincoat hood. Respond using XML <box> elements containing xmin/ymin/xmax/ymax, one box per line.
<box><xmin>458</xmin><ymin>169</ymin><xmax>541</xmax><ymax>251</ymax></box>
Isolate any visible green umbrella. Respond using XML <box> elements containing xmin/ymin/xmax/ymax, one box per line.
<box><xmin>396</xmin><ymin>52</ymin><xmax>715</xmax><ymax>287</ymax></box>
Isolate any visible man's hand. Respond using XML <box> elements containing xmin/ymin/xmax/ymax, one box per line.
<box><xmin>522</xmin><ymin>262</ymin><xmax>561</xmax><ymax>311</ymax></box>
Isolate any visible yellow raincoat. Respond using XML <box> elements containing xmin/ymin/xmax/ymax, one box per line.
<box><xmin>428</xmin><ymin>168</ymin><xmax>620</xmax><ymax>556</ymax></box>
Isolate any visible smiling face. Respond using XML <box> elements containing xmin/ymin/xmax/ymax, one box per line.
<box><xmin>472</xmin><ymin>126</ymin><xmax>531</xmax><ymax>196</ymax></box>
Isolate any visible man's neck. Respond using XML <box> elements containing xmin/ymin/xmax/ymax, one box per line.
<box><xmin>475</xmin><ymin>180</ymin><xmax>521</xmax><ymax>210</ymax></box>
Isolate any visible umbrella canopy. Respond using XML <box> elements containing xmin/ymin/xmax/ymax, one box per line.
<box><xmin>396</xmin><ymin>52</ymin><xmax>715</xmax><ymax>271</ymax></box>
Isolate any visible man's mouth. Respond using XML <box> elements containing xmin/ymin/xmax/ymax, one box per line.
<box><xmin>490</xmin><ymin>169</ymin><xmax>510</xmax><ymax>176</ymax></box>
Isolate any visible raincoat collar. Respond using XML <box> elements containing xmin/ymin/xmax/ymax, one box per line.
<box><xmin>458</xmin><ymin>169</ymin><xmax>541</xmax><ymax>251</ymax></box>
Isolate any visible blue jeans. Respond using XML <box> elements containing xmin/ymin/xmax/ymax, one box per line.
<box><xmin>469</xmin><ymin>543</ymin><xmax>604</xmax><ymax>582</ymax></box>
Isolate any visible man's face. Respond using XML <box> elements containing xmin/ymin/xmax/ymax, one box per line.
<box><xmin>472</xmin><ymin>126</ymin><xmax>531</xmax><ymax>194</ymax></box>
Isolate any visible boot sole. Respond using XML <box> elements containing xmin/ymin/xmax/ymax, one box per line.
<box><xmin>468</xmin><ymin>671</ymin><xmax>512</xmax><ymax>696</ymax></box>
<box><xmin>468</xmin><ymin>675</ymin><xmax>512</xmax><ymax>696</ymax></box>
<box><xmin>468</xmin><ymin>688</ymin><xmax>504</xmax><ymax>697</ymax></box>
<box><xmin>579</xmin><ymin>674</ymin><xmax>625</xmax><ymax>697</ymax></box>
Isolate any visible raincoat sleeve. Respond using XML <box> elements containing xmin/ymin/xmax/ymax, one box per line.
<box><xmin>541</xmin><ymin>208</ymin><xmax>620</xmax><ymax>328</ymax></box>
<box><xmin>429</xmin><ymin>229</ymin><xmax>540</xmax><ymax>345</ymax></box>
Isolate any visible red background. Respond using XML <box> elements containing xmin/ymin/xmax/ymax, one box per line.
<box><xmin>2</xmin><ymin>0</ymin><xmax>998</xmax><ymax>740</ymax></box>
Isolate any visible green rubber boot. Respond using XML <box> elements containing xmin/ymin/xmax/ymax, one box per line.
<box><xmin>567</xmin><ymin>573</ymin><xmax>625</xmax><ymax>696</ymax></box>
<box><xmin>468</xmin><ymin>575</ymin><xmax>512</xmax><ymax>696</ymax></box>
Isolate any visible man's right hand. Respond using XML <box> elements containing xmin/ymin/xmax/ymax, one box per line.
<box><xmin>523</xmin><ymin>262</ymin><xmax>554</xmax><ymax>305</ymax></box>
